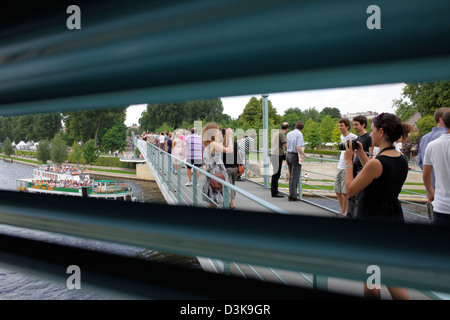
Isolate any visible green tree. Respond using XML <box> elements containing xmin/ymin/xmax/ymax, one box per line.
<box><xmin>282</xmin><ymin>107</ymin><xmax>305</xmax><ymax>130</ymax></box>
<box><xmin>154</xmin><ymin>122</ymin><xmax>174</xmax><ymax>135</ymax></box>
<box><xmin>69</xmin><ymin>141</ymin><xmax>85</xmax><ymax>164</ymax></box>
<box><xmin>185</xmin><ymin>98</ymin><xmax>225</xmax><ymax>123</ymax></box>
<box><xmin>101</xmin><ymin>124</ymin><xmax>127</xmax><ymax>152</ymax></box>
<box><xmin>63</xmin><ymin>108</ymin><xmax>126</xmax><ymax>146</ymax></box>
<box><xmin>36</xmin><ymin>139</ymin><xmax>51</xmax><ymax>163</ymax></box>
<box><xmin>139</xmin><ymin>98</ymin><xmax>226</xmax><ymax>132</ymax></box>
<box><xmin>394</xmin><ymin>81</ymin><xmax>450</xmax><ymax>117</ymax></box>
<box><xmin>50</xmin><ymin>133</ymin><xmax>68</xmax><ymax>164</ymax></box>
<box><xmin>416</xmin><ymin>115</ymin><xmax>436</xmax><ymax>137</ymax></box>
<box><xmin>320</xmin><ymin>107</ymin><xmax>341</xmax><ymax>119</ymax></box>
<box><xmin>83</xmin><ymin>139</ymin><xmax>100</xmax><ymax>165</ymax></box>
<box><xmin>303</xmin><ymin>119</ymin><xmax>322</xmax><ymax>149</ymax></box>
<box><xmin>33</xmin><ymin>113</ymin><xmax>62</xmax><ymax>141</ymax></box>
<box><xmin>319</xmin><ymin>115</ymin><xmax>337</xmax><ymax>142</ymax></box>
<box><xmin>237</xmin><ymin>97</ymin><xmax>281</xmax><ymax>129</ymax></box>
<box><xmin>12</xmin><ymin>115</ymin><xmax>34</xmax><ymax>142</ymax></box>
<box><xmin>3</xmin><ymin>137</ymin><xmax>14</xmax><ymax>156</ymax></box>
<box><xmin>393</xmin><ymin>98</ymin><xmax>415</xmax><ymax>122</ymax></box>
<box><xmin>332</xmin><ymin>125</ymin><xmax>341</xmax><ymax>144</ymax></box>
<box><xmin>303</xmin><ymin>107</ymin><xmax>321</xmax><ymax>123</ymax></box>
<box><xmin>0</xmin><ymin>117</ymin><xmax>13</xmax><ymax>142</ymax></box>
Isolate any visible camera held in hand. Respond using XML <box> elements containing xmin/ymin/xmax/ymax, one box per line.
<box><xmin>338</xmin><ymin>139</ymin><xmax>359</xmax><ymax>151</ymax></box>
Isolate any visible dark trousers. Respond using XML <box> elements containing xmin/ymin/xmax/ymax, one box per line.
<box><xmin>286</xmin><ymin>152</ymin><xmax>301</xmax><ymax>199</ymax></box>
<box><xmin>433</xmin><ymin>211</ymin><xmax>450</xmax><ymax>226</ymax></box>
<box><xmin>347</xmin><ymin>168</ymin><xmax>362</xmax><ymax>218</ymax></box>
<box><xmin>270</xmin><ymin>154</ymin><xmax>285</xmax><ymax>196</ymax></box>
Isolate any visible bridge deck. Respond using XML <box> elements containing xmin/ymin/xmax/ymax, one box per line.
<box><xmin>232</xmin><ymin>178</ymin><xmax>336</xmax><ymax>217</ymax></box>
<box><xmin>154</xmin><ymin>162</ymin><xmax>335</xmax><ymax>217</ymax></box>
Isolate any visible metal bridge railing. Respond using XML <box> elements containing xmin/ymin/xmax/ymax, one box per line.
<box><xmin>302</xmin><ymin>155</ymin><xmax>429</xmax><ymax>222</ymax></box>
<box><xmin>246</xmin><ymin>152</ymin><xmax>429</xmax><ymax>222</ymax></box>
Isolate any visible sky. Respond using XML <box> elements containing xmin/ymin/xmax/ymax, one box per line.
<box><xmin>125</xmin><ymin>83</ymin><xmax>406</xmax><ymax>127</ymax></box>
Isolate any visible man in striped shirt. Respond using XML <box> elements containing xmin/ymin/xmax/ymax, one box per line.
<box><xmin>185</xmin><ymin>127</ymin><xmax>203</xmax><ymax>186</ymax></box>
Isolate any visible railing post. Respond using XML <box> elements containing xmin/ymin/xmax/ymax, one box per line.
<box><xmin>223</xmin><ymin>261</ymin><xmax>231</xmax><ymax>276</ymax></box>
<box><xmin>193</xmin><ymin>166</ymin><xmax>198</xmax><ymax>207</ymax></box>
<box><xmin>177</xmin><ymin>162</ymin><xmax>181</xmax><ymax>204</ymax></box>
<box><xmin>313</xmin><ymin>275</ymin><xmax>328</xmax><ymax>291</ymax></box>
<box><xmin>262</xmin><ymin>94</ymin><xmax>270</xmax><ymax>189</ymax></box>
<box><xmin>298</xmin><ymin>164</ymin><xmax>303</xmax><ymax>200</ymax></box>
<box><xmin>244</xmin><ymin>153</ymin><xmax>248</xmax><ymax>179</ymax></box>
<box><xmin>161</xmin><ymin>151</ymin><xmax>165</xmax><ymax>183</ymax></box>
<box><xmin>168</xmin><ymin>153</ymin><xmax>171</xmax><ymax>188</ymax></box>
<box><xmin>223</xmin><ymin>185</ymin><xmax>230</xmax><ymax>210</ymax></box>
<box><xmin>157</xmin><ymin>147</ymin><xmax>160</xmax><ymax>176</ymax></box>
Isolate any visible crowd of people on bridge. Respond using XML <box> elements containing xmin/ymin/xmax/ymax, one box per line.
<box><xmin>134</xmin><ymin>109</ymin><xmax>450</xmax><ymax>299</ymax></box>
<box><xmin>136</xmin><ymin>109</ymin><xmax>450</xmax><ymax>230</ymax></box>
<box><xmin>137</xmin><ymin>126</ymin><xmax>255</xmax><ymax>209</ymax></box>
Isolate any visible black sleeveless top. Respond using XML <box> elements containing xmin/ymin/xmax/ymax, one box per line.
<box><xmin>357</xmin><ymin>154</ymin><xmax>408</xmax><ymax>222</ymax></box>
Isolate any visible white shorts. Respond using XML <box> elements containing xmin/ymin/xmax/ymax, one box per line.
<box><xmin>334</xmin><ymin>169</ymin><xmax>346</xmax><ymax>194</ymax></box>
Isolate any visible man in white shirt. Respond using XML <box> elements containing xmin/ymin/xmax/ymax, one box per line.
<box><xmin>158</xmin><ymin>132</ymin><xmax>166</xmax><ymax>151</ymax></box>
<box><xmin>423</xmin><ymin>110</ymin><xmax>450</xmax><ymax>225</ymax></box>
<box><xmin>418</xmin><ymin>107</ymin><xmax>449</xmax><ymax>221</ymax></box>
<box><xmin>286</xmin><ymin>121</ymin><xmax>308</xmax><ymax>201</ymax></box>
<box><xmin>334</xmin><ymin>118</ymin><xmax>357</xmax><ymax>215</ymax></box>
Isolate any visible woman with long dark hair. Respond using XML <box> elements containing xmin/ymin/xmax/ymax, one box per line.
<box><xmin>344</xmin><ymin>112</ymin><xmax>410</xmax><ymax>300</ymax></box>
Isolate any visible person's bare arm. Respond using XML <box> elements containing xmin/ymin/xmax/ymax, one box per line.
<box><xmin>422</xmin><ymin>165</ymin><xmax>435</xmax><ymax>202</ymax></box>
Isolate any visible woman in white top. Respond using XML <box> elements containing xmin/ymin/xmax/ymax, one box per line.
<box><xmin>171</xmin><ymin>131</ymin><xmax>185</xmax><ymax>173</ymax></box>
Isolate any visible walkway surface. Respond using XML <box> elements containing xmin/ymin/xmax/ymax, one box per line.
<box><xmin>152</xmin><ymin>160</ymin><xmax>337</xmax><ymax>217</ymax></box>
<box><xmin>232</xmin><ymin>178</ymin><xmax>337</xmax><ymax>217</ymax></box>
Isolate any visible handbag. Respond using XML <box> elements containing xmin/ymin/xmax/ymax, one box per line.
<box><xmin>210</xmin><ymin>172</ymin><xmax>225</xmax><ymax>191</ymax></box>
<box><xmin>238</xmin><ymin>164</ymin><xmax>244</xmax><ymax>175</ymax></box>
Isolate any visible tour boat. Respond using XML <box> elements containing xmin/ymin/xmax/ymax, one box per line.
<box><xmin>16</xmin><ymin>164</ymin><xmax>136</xmax><ymax>201</ymax></box>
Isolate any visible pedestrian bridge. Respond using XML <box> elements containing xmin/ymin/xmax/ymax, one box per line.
<box><xmin>133</xmin><ymin>137</ymin><xmax>335</xmax><ymax>215</ymax></box>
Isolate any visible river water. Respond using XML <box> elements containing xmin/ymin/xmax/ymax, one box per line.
<box><xmin>0</xmin><ymin>160</ymin><xmax>200</xmax><ymax>299</ymax></box>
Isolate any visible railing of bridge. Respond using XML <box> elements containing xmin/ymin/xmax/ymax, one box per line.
<box><xmin>302</xmin><ymin>156</ymin><xmax>429</xmax><ymax>222</ymax></box>
<box><xmin>244</xmin><ymin>151</ymin><xmax>429</xmax><ymax>223</ymax></box>
<box><xmin>134</xmin><ymin>137</ymin><xmax>289</xmax><ymax>214</ymax></box>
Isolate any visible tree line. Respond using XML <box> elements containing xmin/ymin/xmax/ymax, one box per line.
<box><xmin>138</xmin><ymin>96</ymin><xmax>344</xmax><ymax>149</ymax></box>
<box><xmin>0</xmin><ymin>107</ymin><xmax>127</xmax><ymax>148</ymax></box>
<box><xmin>138</xmin><ymin>81</ymin><xmax>450</xmax><ymax>149</ymax></box>
<box><xmin>0</xmin><ymin>108</ymin><xmax>128</xmax><ymax>164</ymax></box>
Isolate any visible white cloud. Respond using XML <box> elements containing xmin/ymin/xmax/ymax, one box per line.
<box><xmin>125</xmin><ymin>104</ymin><xmax>147</xmax><ymax>127</ymax></box>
